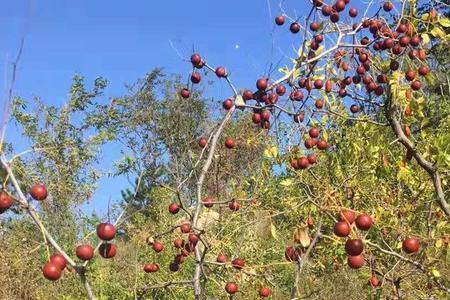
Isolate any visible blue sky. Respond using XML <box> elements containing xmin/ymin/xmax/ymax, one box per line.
<box><xmin>1</xmin><ymin>0</ymin><xmax>302</xmax><ymax>216</ymax></box>
<box><xmin>0</xmin><ymin>0</ymin><xmax>376</xmax><ymax>216</ymax></box>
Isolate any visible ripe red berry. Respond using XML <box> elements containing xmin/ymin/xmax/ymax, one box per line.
<box><xmin>290</xmin><ymin>22</ymin><xmax>301</xmax><ymax>33</ymax></box>
<box><xmin>50</xmin><ymin>253</ymin><xmax>67</xmax><ymax>270</ymax></box>
<box><xmin>173</xmin><ymin>238</ymin><xmax>184</xmax><ymax>249</ymax></box>
<box><xmin>225</xmin><ymin>138</ymin><xmax>236</xmax><ymax>149</ymax></box>
<box><xmin>216</xmin><ymin>253</ymin><xmax>228</xmax><ymax>263</ymax></box>
<box><xmin>383</xmin><ymin>1</ymin><xmax>393</xmax><ymax>12</ymax></box>
<box><xmin>260</xmin><ymin>287</ymin><xmax>271</xmax><ymax>297</ymax></box>
<box><xmin>190</xmin><ymin>72</ymin><xmax>201</xmax><ymax>84</ymax></box>
<box><xmin>339</xmin><ymin>210</ymin><xmax>356</xmax><ymax>224</ymax></box>
<box><xmin>143</xmin><ymin>263</ymin><xmax>160</xmax><ymax>273</ymax></box>
<box><xmin>232</xmin><ymin>257</ymin><xmax>245</xmax><ymax>270</ymax></box>
<box><xmin>355</xmin><ymin>214</ymin><xmax>373</xmax><ymax>230</ymax></box>
<box><xmin>190</xmin><ymin>53</ymin><xmax>202</xmax><ymax>66</ymax></box>
<box><xmin>42</xmin><ymin>262</ymin><xmax>62</xmax><ymax>281</ymax></box>
<box><xmin>30</xmin><ymin>183</ymin><xmax>48</xmax><ymax>201</ymax></box>
<box><xmin>203</xmin><ymin>196</ymin><xmax>214</xmax><ymax>208</ymax></box>
<box><xmin>169</xmin><ymin>203</ymin><xmax>180</xmax><ymax>214</ymax></box>
<box><xmin>285</xmin><ymin>246</ymin><xmax>300</xmax><ymax>261</ymax></box>
<box><xmin>180</xmin><ymin>223</ymin><xmax>191</xmax><ymax>233</ymax></box>
<box><xmin>334</xmin><ymin>221</ymin><xmax>351</xmax><ymax>237</ymax></box>
<box><xmin>229</xmin><ymin>199</ymin><xmax>240</xmax><ymax>211</ymax></box>
<box><xmin>276</xmin><ymin>84</ymin><xmax>286</xmax><ymax>96</ymax></box>
<box><xmin>180</xmin><ymin>88</ymin><xmax>190</xmax><ymax>99</ymax></box>
<box><xmin>275</xmin><ymin>15</ymin><xmax>285</xmax><ymax>26</ymax></box>
<box><xmin>99</xmin><ymin>243</ymin><xmax>117</xmax><ymax>258</ymax></box>
<box><xmin>347</xmin><ymin>254</ymin><xmax>365</xmax><ymax>269</ymax></box>
<box><xmin>152</xmin><ymin>241</ymin><xmax>164</xmax><ymax>253</ymax></box>
<box><xmin>225</xmin><ymin>282</ymin><xmax>239</xmax><ymax>294</ymax></box>
<box><xmin>215</xmin><ymin>67</ymin><xmax>227</xmax><ymax>78</ymax></box>
<box><xmin>256</xmin><ymin>78</ymin><xmax>269</xmax><ymax>90</ymax></box>
<box><xmin>309</xmin><ymin>127</ymin><xmax>320</xmax><ymax>138</ymax></box>
<box><xmin>349</xmin><ymin>8</ymin><xmax>358</xmax><ymax>17</ymax></box>
<box><xmin>0</xmin><ymin>192</ymin><xmax>13</xmax><ymax>212</ymax></box>
<box><xmin>76</xmin><ymin>245</ymin><xmax>94</xmax><ymax>261</ymax></box>
<box><xmin>402</xmin><ymin>237</ymin><xmax>421</xmax><ymax>253</ymax></box>
<box><xmin>345</xmin><ymin>239</ymin><xmax>364</xmax><ymax>256</ymax></box>
<box><xmin>242</xmin><ymin>90</ymin><xmax>254</xmax><ymax>101</ymax></box>
<box><xmin>222</xmin><ymin>98</ymin><xmax>233</xmax><ymax>110</ymax></box>
<box><xmin>298</xmin><ymin>157</ymin><xmax>310</xmax><ymax>169</ymax></box>
<box><xmin>198</xmin><ymin>138</ymin><xmax>207</xmax><ymax>148</ymax></box>
<box><xmin>350</xmin><ymin>104</ymin><xmax>360</xmax><ymax>113</ymax></box>
<box><xmin>97</xmin><ymin>223</ymin><xmax>117</xmax><ymax>241</ymax></box>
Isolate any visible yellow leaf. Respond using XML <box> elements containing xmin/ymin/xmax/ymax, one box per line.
<box><xmin>431</xmin><ymin>26</ymin><xmax>446</xmax><ymax>38</ymax></box>
<box><xmin>435</xmin><ymin>239</ymin><xmax>443</xmax><ymax>248</ymax></box>
<box><xmin>280</xmin><ymin>178</ymin><xmax>293</xmax><ymax>186</ymax></box>
<box><xmin>264</xmin><ymin>145</ymin><xmax>278</xmax><ymax>158</ymax></box>
<box><xmin>270</xmin><ymin>222</ymin><xmax>278</xmax><ymax>240</ymax></box>
<box><xmin>431</xmin><ymin>269</ymin><xmax>441</xmax><ymax>278</ymax></box>
<box><xmin>439</xmin><ymin>18</ymin><xmax>450</xmax><ymax>27</ymax></box>
<box><xmin>421</xmin><ymin>33</ymin><xmax>430</xmax><ymax>45</ymax></box>
<box><xmin>278</xmin><ymin>66</ymin><xmax>290</xmax><ymax>75</ymax></box>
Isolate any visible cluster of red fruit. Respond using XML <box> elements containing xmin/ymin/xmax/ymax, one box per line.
<box><xmin>42</xmin><ymin>220</ymin><xmax>117</xmax><ymax>280</ymax></box>
<box><xmin>143</xmin><ymin>213</ymin><xmax>199</xmax><ymax>274</ymax></box>
<box><xmin>290</xmin><ymin>127</ymin><xmax>328</xmax><ymax>170</ymax></box>
<box><xmin>333</xmin><ymin>209</ymin><xmax>421</xmax><ymax>272</ymax></box>
<box><xmin>333</xmin><ymin>210</ymin><xmax>373</xmax><ymax>269</ymax></box>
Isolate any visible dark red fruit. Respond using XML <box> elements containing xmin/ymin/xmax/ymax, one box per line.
<box><xmin>347</xmin><ymin>254</ymin><xmax>365</xmax><ymax>269</ymax></box>
<box><xmin>99</xmin><ymin>243</ymin><xmax>117</xmax><ymax>258</ymax></box>
<box><xmin>290</xmin><ymin>22</ymin><xmax>301</xmax><ymax>33</ymax></box>
<box><xmin>225</xmin><ymin>138</ymin><xmax>236</xmax><ymax>149</ymax></box>
<box><xmin>349</xmin><ymin>8</ymin><xmax>358</xmax><ymax>17</ymax></box>
<box><xmin>260</xmin><ymin>287</ymin><xmax>271</xmax><ymax>298</ymax></box>
<box><xmin>144</xmin><ymin>263</ymin><xmax>159</xmax><ymax>273</ymax></box>
<box><xmin>256</xmin><ymin>78</ymin><xmax>268</xmax><ymax>90</ymax></box>
<box><xmin>294</xmin><ymin>112</ymin><xmax>305</xmax><ymax>123</ymax></box>
<box><xmin>225</xmin><ymin>282</ymin><xmax>239</xmax><ymax>294</ymax></box>
<box><xmin>309</xmin><ymin>127</ymin><xmax>320</xmax><ymax>138</ymax></box>
<box><xmin>203</xmin><ymin>196</ymin><xmax>214</xmax><ymax>208</ymax></box>
<box><xmin>222</xmin><ymin>99</ymin><xmax>233</xmax><ymax>110</ymax></box>
<box><xmin>217</xmin><ymin>253</ymin><xmax>228</xmax><ymax>263</ymax></box>
<box><xmin>276</xmin><ymin>84</ymin><xmax>286</xmax><ymax>95</ymax></box>
<box><xmin>355</xmin><ymin>214</ymin><xmax>373</xmax><ymax>230</ymax></box>
<box><xmin>180</xmin><ymin>88</ymin><xmax>190</xmax><ymax>99</ymax></box>
<box><xmin>190</xmin><ymin>72</ymin><xmax>201</xmax><ymax>84</ymax></box>
<box><xmin>0</xmin><ymin>192</ymin><xmax>13</xmax><ymax>212</ymax></box>
<box><xmin>97</xmin><ymin>223</ymin><xmax>117</xmax><ymax>241</ymax></box>
<box><xmin>232</xmin><ymin>257</ymin><xmax>245</xmax><ymax>270</ymax></box>
<box><xmin>50</xmin><ymin>253</ymin><xmax>67</xmax><ymax>270</ymax></box>
<box><xmin>152</xmin><ymin>241</ymin><xmax>164</xmax><ymax>253</ymax></box>
<box><xmin>307</xmin><ymin>154</ymin><xmax>317</xmax><ymax>164</ymax></box>
<box><xmin>173</xmin><ymin>238</ymin><xmax>184</xmax><ymax>248</ymax></box>
<box><xmin>42</xmin><ymin>262</ymin><xmax>62</xmax><ymax>281</ymax></box>
<box><xmin>229</xmin><ymin>199</ymin><xmax>240</xmax><ymax>211</ymax></box>
<box><xmin>317</xmin><ymin>140</ymin><xmax>328</xmax><ymax>150</ymax></box>
<box><xmin>30</xmin><ymin>184</ymin><xmax>48</xmax><ymax>201</ymax></box>
<box><xmin>285</xmin><ymin>246</ymin><xmax>300</xmax><ymax>261</ymax></box>
<box><xmin>190</xmin><ymin>53</ymin><xmax>202</xmax><ymax>66</ymax></box>
<box><xmin>350</xmin><ymin>104</ymin><xmax>360</xmax><ymax>113</ymax></box>
<box><xmin>76</xmin><ymin>245</ymin><xmax>94</xmax><ymax>261</ymax></box>
<box><xmin>339</xmin><ymin>210</ymin><xmax>356</xmax><ymax>224</ymax></box>
<box><xmin>169</xmin><ymin>203</ymin><xmax>180</xmax><ymax>214</ymax></box>
<box><xmin>215</xmin><ymin>67</ymin><xmax>227</xmax><ymax>78</ymax></box>
<box><xmin>345</xmin><ymin>239</ymin><xmax>364</xmax><ymax>256</ymax></box>
<box><xmin>180</xmin><ymin>223</ymin><xmax>191</xmax><ymax>233</ymax></box>
<box><xmin>242</xmin><ymin>90</ymin><xmax>254</xmax><ymax>101</ymax></box>
<box><xmin>334</xmin><ymin>221</ymin><xmax>351</xmax><ymax>237</ymax></box>
<box><xmin>275</xmin><ymin>15</ymin><xmax>285</xmax><ymax>26</ymax></box>
<box><xmin>198</xmin><ymin>137</ymin><xmax>207</xmax><ymax>148</ymax></box>
<box><xmin>298</xmin><ymin>157</ymin><xmax>310</xmax><ymax>169</ymax></box>
<box><xmin>402</xmin><ymin>237</ymin><xmax>421</xmax><ymax>253</ymax></box>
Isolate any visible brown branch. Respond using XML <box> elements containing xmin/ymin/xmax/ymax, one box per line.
<box><xmin>367</xmin><ymin>241</ymin><xmax>450</xmax><ymax>294</ymax></box>
<box><xmin>385</xmin><ymin>95</ymin><xmax>450</xmax><ymax>216</ymax></box>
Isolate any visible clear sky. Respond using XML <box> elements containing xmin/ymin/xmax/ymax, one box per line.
<box><xmin>1</xmin><ymin>0</ymin><xmax>309</xmax><ymax>216</ymax></box>
<box><xmin>2</xmin><ymin>0</ymin><xmax>376</xmax><ymax>216</ymax></box>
